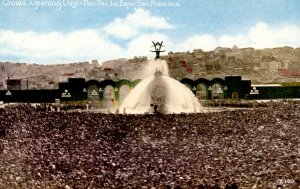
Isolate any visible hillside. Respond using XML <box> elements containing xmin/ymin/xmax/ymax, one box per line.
<box><xmin>1</xmin><ymin>46</ymin><xmax>300</xmax><ymax>89</ymax></box>
<box><xmin>163</xmin><ymin>46</ymin><xmax>300</xmax><ymax>83</ymax></box>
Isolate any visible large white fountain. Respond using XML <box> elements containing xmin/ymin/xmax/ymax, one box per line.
<box><xmin>119</xmin><ymin>60</ymin><xmax>206</xmax><ymax>114</ymax></box>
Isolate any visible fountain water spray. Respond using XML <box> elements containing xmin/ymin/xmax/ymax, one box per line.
<box><xmin>119</xmin><ymin>42</ymin><xmax>206</xmax><ymax>114</ymax></box>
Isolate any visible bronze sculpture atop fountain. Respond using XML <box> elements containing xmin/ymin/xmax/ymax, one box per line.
<box><xmin>150</xmin><ymin>41</ymin><xmax>165</xmax><ymax>59</ymax></box>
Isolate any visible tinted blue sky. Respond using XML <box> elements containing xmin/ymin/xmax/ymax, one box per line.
<box><xmin>1</xmin><ymin>0</ymin><xmax>300</xmax><ymax>63</ymax></box>
<box><xmin>1</xmin><ymin>0</ymin><xmax>299</xmax><ymax>33</ymax></box>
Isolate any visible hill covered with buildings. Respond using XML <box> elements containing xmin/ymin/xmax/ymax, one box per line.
<box><xmin>163</xmin><ymin>46</ymin><xmax>300</xmax><ymax>83</ymax></box>
<box><xmin>1</xmin><ymin>46</ymin><xmax>300</xmax><ymax>90</ymax></box>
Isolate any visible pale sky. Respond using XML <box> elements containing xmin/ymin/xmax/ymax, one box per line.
<box><xmin>0</xmin><ymin>0</ymin><xmax>300</xmax><ymax>64</ymax></box>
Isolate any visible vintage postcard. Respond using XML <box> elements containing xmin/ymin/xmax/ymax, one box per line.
<box><xmin>0</xmin><ymin>0</ymin><xmax>299</xmax><ymax>188</ymax></box>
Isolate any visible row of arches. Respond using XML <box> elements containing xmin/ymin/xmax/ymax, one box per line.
<box><xmin>84</xmin><ymin>79</ymin><xmax>140</xmax><ymax>108</ymax></box>
<box><xmin>87</xmin><ymin>84</ymin><xmax>134</xmax><ymax>108</ymax></box>
<box><xmin>180</xmin><ymin>78</ymin><xmax>228</xmax><ymax>100</ymax></box>
<box><xmin>85</xmin><ymin>79</ymin><xmax>141</xmax><ymax>90</ymax></box>
<box><xmin>83</xmin><ymin>78</ymin><xmax>229</xmax><ymax>108</ymax></box>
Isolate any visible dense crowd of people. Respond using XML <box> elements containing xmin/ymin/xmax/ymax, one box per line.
<box><xmin>0</xmin><ymin>101</ymin><xmax>299</xmax><ymax>188</ymax></box>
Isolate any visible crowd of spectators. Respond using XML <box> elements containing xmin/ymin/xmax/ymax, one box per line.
<box><xmin>0</xmin><ymin>101</ymin><xmax>299</xmax><ymax>189</ymax></box>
